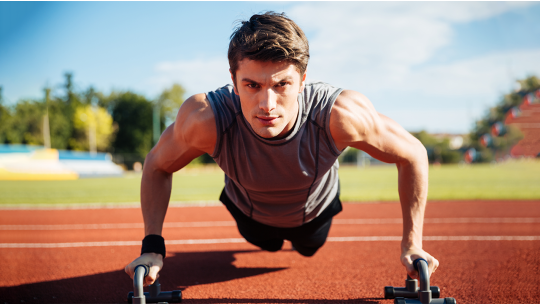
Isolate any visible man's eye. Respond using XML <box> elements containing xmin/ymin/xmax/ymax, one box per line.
<box><xmin>277</xmin><ymin>82</ymin><xmax>288</xmax><ymax>87</ymax></box>
<box><xmin>247</xmin><ymin>83</ymin><xmax>258</xmax><ymax>88</ymax></box>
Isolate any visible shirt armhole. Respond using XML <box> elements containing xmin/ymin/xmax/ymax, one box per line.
<box><xmin>205</xmin><ymin>92</ymin><xmax>223</xmax><ymax>158</ymax></box>
<box><xmin>324</xmin><ymin>88</ymin><xmax>345</xmax><ymax>157</ymax></box>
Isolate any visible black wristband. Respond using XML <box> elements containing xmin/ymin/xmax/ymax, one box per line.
<box><xmin>141</xmin><ymin>234</ymin><xmax>166</xmax><ymax>259</ymax></box>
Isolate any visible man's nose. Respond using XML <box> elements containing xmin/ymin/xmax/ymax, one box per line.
<box><xmin>259</xmin><ymin>89</ymin><xmax>277</xmax><ymax>113</ymax></box>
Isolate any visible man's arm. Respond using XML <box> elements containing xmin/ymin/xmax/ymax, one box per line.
<box><xmin>124</xmin><ymin>93</ymin><xmax>217</xmax><ymax>286</ymax></box>
<box><xmin>330</xmin><ymin>90</ymin><xmax>438</xmax><ymax>279</ymax></box>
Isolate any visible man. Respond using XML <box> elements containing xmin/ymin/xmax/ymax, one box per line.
<box><xmin>125</xmin><ymin>11</ymin><xmax>438</xmax><ymax>287</ymax></box>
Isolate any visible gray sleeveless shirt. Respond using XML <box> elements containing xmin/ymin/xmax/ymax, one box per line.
<box><xmin>207</xmin><ymin>81</ymin><xmax>344</xmax><ymax>228</ymax></box>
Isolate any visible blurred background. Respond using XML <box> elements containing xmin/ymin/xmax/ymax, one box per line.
<box><xmin>0</xmin><ymin>2</ymin><xmax>539</xmax><ymax>204</ymax></box>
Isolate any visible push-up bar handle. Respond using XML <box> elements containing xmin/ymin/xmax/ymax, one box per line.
<box><xmin>413</xmin><ymin>259</ymin><xmax>431</xmax><ymax>304</ymax></box>
<box><xmin>133</xmin><ymin>265</ymin><xmax>149</xmax><ymax>304</ymax></box>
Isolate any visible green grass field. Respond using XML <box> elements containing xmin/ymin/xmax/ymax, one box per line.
<box><xmin>1</xmin><ymin>159</ymin><xmax>539</xmax><ymax>206</ymax></box>
<box><xmin>339</xmin><ymin>159</ymin><xmax>540</xmax><ymax>202</ymax></box>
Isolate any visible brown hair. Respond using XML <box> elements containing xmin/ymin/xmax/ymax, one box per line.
<box><xmin>228</xmin><ymin>11</ymin><xmax>310</xmax><ymax>80</ymax></box>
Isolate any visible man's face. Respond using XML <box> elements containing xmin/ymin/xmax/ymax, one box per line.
<box><xmin>231</xmin><ymin>59</ymin><xmax>306</xmax><ymax>139</ymax></box>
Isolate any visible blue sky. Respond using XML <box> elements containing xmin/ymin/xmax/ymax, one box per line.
<box><xmin>1</xmin><ymin>1</ymin><xmax>540</xmax><ymax>133</ymax></box>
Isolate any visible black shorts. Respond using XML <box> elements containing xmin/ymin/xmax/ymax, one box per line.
<box><xmin>219</xmin><ymin>189</ymin><xmax>342</xmax><ymax>257</ymax></box>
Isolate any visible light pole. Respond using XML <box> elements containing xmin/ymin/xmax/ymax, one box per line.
<box><xmin>152</xmin><ymin>101</ymin><xmax>161</xmax><ymax>146</ymax></box>
<box><xmin>43</xmin><ymin>88</ymin><xmax>51</xmax><ymax>149</ymax></box>
<box><xmin>89</xmin><ymin>96</ymin><xmax>98</xmax><ymax>155</ymax></box>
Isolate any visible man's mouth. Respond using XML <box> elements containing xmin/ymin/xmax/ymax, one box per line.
<box><xmin>257</xmin><ymin>116</ymin><xmax>279</xmax><ymax>125</ymax></box>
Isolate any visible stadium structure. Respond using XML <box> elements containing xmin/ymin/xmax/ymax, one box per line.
<box><xmin>0</xmin><ymin>144</ymin><xmax>123</xmax><ymax>180</ymax></box>
<box><xmin>505</xmin><ymin>94</ymin><xmax>540</xmax><ymax>158</ymax></box>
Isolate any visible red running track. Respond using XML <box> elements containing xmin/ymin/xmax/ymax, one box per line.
<box><xmin>0</xmin><ymin>200</ymin><xmax>539</xmax><ymax>304</ymax></box>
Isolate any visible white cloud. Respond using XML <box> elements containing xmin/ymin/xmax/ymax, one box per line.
<box><xmin>363</xmin><ymin>48</ymin><xmax>540</xmax><ymax>133</ymax></box>
<box><xmin>405</xmin><ymin>2</ymin><xmax>531</xmax><ymax>23</ymax></box>
<box><xmin>146</xmin><ymin>2</ymin><xmax>539</xmax><ymax>133</ymax></box>
<box><xmin>148</xmin><ymin>57</ymin><xmax>231</xmax><ymax>98</ymax></box>
<box><xmin>287</xmin><ymin>2</ymin><xmax>536</xmax><ymax>94</ymax></box>
<box><xmin>405</xmin><ymin>49</ymin><xmax>540</xmax><ymax>96</ymax></box>
<box><xmin>285</xmin><ymin>2</ymin><xmax>539</xmax><ymax>132</ymax></box>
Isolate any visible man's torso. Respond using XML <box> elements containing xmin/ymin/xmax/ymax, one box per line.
<box><xmin>206</xmin><ymin>81</ymin><xmax>343</xmax><ymax>228</ymax></box>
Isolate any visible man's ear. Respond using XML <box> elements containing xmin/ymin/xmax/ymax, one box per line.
<box><xmin>299</xmin><ymin>70</ymin><xmax>307</xmax><ymax>93</ymax></box>
<box><xmin>229</xmin><ymin>69</ymin><xmax>239</xmax><ymax>95</ymax></box>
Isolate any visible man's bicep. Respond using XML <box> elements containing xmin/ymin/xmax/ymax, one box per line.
<box><xmin>353</xmin><ymin>114</ymin><xmax>424</xmax><ymax>164</ymax></box>
<box><xmin>148</xmin><ymin>124</ymin><xmax>205</xmax><ymax>174</ymax></box>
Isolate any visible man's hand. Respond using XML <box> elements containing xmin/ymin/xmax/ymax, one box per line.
<box><xmin>401</xmin><ymin>246</ymin><xmax>439</xmax><ymax>279</ymax></box>
<box><xmin>125</xmin><ymin>253</ymin><xmax>164</xmax><ymax>287</ymax></box>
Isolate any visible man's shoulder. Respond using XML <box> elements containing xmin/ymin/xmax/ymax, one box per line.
<box><xmin>329</xmin><ymin>89</ymin><xmax>379</xmax><ymax>150</ymax></box>
<box><xmin>175</xmin><ymin>93</ymin><xmax>217</xmax><ymax>153</ymax></box>
<box><xmin>333</xmin><ymin>89</ymin><xmax>371</xmax><ymax>109</ymax></box>
<box><xmin>180</xmin><ymin>93</ymin><xmax>214</xmax><ymax>119</ymax></box>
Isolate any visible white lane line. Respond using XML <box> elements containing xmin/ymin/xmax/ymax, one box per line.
<box><xmin>334</xmin><ymin>218</ymin><xmax>540</xmax><ymax>224</ymax></box>
<box><xmin>0</xmin><ymin>241</ymin><xmax>141</xmax><ymax>248</ymax></box>
<box><xmin>3</xmin><ymin>218</ymin><xmax>539</xmax><ymax>231</ymax></box>
<box><xmin>0</xmin><ymin>223</ymin><xmax>144</xmax><ymax>230</ymax></box>
<box><xmin>0</xmin><ymin>221</ymin><xmax>236</xmax><ymax>230</ymax></box>
<box><xmin>166</xmin><ymin>221</ymin><xmax>235</xmax><ymax>228</ymax></box>
<box><xmin>0</xmin><ymin>201</ymin><xmax>222</xmax><ymax>210</ymax></box>
<box><xmin>167</xmin><ymin>238</ymin><xmax>246</xmax><ymax>245</ymax></box>
<box><xmin>1</xmin><ymin>236</ymin><xmax>540</xmax><ymax>248</ymax></box>
<box><xmin>328</xmin><ymin>236</ymin><xmax>540</xmax><ymax>242</ymax></box>
<box><xmin>422</xmin><ymin>236</ymin><xmax>540</xmax><ymax>241</ymax></box>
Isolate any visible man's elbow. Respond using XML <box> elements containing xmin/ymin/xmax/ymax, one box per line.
<box><xmin>398</xmin><ymin>138</ymin><xmax>428</xmax><ymax>168</ymax></box>
<box><xmin>142</xmin><ymin>149</ymin><xmax>158</xmax><ymax>172</ymax></box>
<box><xmin>143</xmin><ymin>148</ymin><xmax>170</xmax><ymax>175</ymax></box>
<box><xmin>410</xmin><ymin>139</ymin><xmax>429</xmax><ymax>167</ymax></box>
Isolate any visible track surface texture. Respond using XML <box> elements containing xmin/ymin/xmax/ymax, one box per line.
<box><xmin>1</xmin><ymin>200</ymin><xmax>540</xmax><ymax>304</ymax></box>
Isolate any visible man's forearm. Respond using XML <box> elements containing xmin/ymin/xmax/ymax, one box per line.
<box><xmin>140</xmin><ymin>159</ymin><xmax>173</xmax><ymax>236</ymax></box>
<box><xmin>397</xmin><ymin>152</ymin><xmax>429</xmax><ymax>251</ymax></box>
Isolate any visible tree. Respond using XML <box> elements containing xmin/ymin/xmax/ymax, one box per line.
<box><xmin>110</xmin><ymin>91</ymin><xmax>154</xmax><ymax>167</ymax></box>
<box><xmin>60</xmin><ymin>72</ymin><xmax>84</xmax><ymax>150</ymax></box>
<box><xmin>410</xmin><ymin>131</ymin><xmax>461</xmax><ymax>164</ymax></box>
<box><xmin>4</xmin><ymin>100</ymin><xmax>44</xmax><ymax>145</ymax></box>
<box><xmin>467</xmin><ymin>75</ymin><xmax>539</xmax><ymax>161</ymax></box>
<box><xmin>0</xmin><ymin>86</ymin><xmax>9</xmax><ymax>143</ymax></box>
<box><xmin>156</xmin><ymin>83</ymin><xmax>186</xmax><ymax>125</ymax></box>
<box><xmin>70</xmin><ymin>105</ymin><xmax>115</xmax><ymax>152</ymax></box>
<box><xmin>152</xmin><ymin>83</ymin><xmax>185</xmax><ymax>146</ymax></box>
<box><xmin>46</xmin><ymin>98</ymin><xmax>72</xmax><ymax>149</ymax></box>
<box><xmin>2</xmin><ymin>72</ymin><xmax>200</xmax><ymax>168</ymax></box>
<box><xmin>517</xmin><ymin>75</ymin><xmax>540</xmax><ymax>92</ymax></box>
